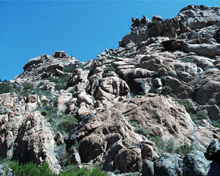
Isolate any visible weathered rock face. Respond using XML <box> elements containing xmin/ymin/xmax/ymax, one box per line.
<box><xmin>15</xmin><ymin>51</ymin><xmax>78</xmax><ymax>82</ymax></box>
<box><xmin>53</xmin><ymin>51</ymin><xmax>67</xmax><ymax>58</ymax></box>
<box><xmin>178</xmin><ymin>5</ymin><xmax>220</xmax><ymax>30</ymax></box>
<box><xmin>183</xmin><ymin>150</ymin><xmax>211</xmax><ymax>176</ymax></box>
<box><xmin>67</xmin><ymin>95</ymin><xmax>218</xmax><ymax>173</ymax></box>
<box><xmin>154</xmin><ymin>153</ymin><xmax>183</xmax><ymax>176</ymax></box>
<box><xmin>13</xmin><ymin>111</ymin><xmax>61</xmax><ymax>174</ymax></box>
<box><xmin>1</xmin><ymin>4</ymin><xmax>220</xmax><ymax>176</ymax></box>
<box><xmin>120</xmin><ymin>5</ymin><xmax>220</xmax><ymax>48</ymax></box>
<box><xmin>99</xmin><ymin>77</ymin><xmax>129</xmax><ymax>96</ymax></box>
<box><xmin>205</xmin><ymin>139</ymin><xmax>220</xmax><ymax>165</ymax></box>
<box><xmin>0</xmin><ymin>93</ymin><xmax>61</xmax><ymax>174</ymax></box>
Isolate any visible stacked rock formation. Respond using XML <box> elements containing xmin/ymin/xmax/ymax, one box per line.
<box><xmin>0</xmin><ymin>5</ymin><xmax>220</xmax><ymax>175</ymax></box>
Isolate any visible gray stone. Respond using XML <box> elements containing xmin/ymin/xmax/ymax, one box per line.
<box><xmin>183</xmin><ymin>150</ymin><xmax>211</xmax><ymax>176</ymax></box>
<box><xmin>152</xmin><ymin>78</ymin><xmax>162</xmax><ymax>88</ymax></box>
<box><xmin>205</xmin><ymin>139</ymin><xmax>220</xmax><ymax>164</ymax></box>
<box><xmin>142</xmin><ymin>159</ymin><xmax>154</xmax><ymax>176</ymax></box>
<box><xmin>207</xmin><ymin>105</ymin><xmax>220</xmax><ymax>121</ymax></box>
<box><xmin>152</xmin><ymin>15</ymin><xmax>163</xmax><ymax>22</ymax></box>
<box><xmin>129</xmin><ymin>78</ymin><xmax>152</xmax><ymax>95</ymax></box>
<box><xmin>53</xmin><ymin>51</ymin><xmax>67</xmax><ymax>58</ymax></box>
<box><xmin>154</xmin><ymin>153</ymin><xmax>183</xmax><ymax>176</ymax></box>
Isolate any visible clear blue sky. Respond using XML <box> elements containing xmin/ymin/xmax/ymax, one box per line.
<box><xmin>1</xmin><ymin>1</ymin><xmax>219</xmax><ymax>81</ymax></box>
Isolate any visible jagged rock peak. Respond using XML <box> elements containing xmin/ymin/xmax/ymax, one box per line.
<box><xmin>53</xmin><ymin>51</ymin><xmax>68</xmax><ymax>58</ymax></box>
<box><xmin>178</xmin><ymin>5</ymin><xmax>220</xmax><ymax>29</ymax></box>
<box><xmin>121</xmin><ymin>5</ymin><xmax>220</xmax><ymax>48</ymax></box>
<box><xmin>15</xmin><ymin>51</ymin><xmax>79</xmax><ymax>83</ymax></box>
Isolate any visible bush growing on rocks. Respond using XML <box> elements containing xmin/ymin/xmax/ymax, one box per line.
<box><xmin>103</xmin><ymin>67</ymin><xmax>115</xmax><ymax>73</ymax></box>
<box><xmin>161</xmin><ymin>86</ymin><xmax>174</xmax><ymax>96</ymax></box>
<box><xmin>63</xmin><ymin>65</ymin><xmax>77</xmax><ymax>73</ymax></box>
<box><xmin>10</xmin><ymin>161</ymin><xmax>107</xmax><ymax>176</ymax></box>
<box><xmin>38</xmin><ymin>103</ymin><xmax>78</xmax><ymax>134</ymax></box>
<box><xmin>212</xmin><ymin>120</ymin><xmax>220</xmax><ymax>128</ymax></box>
<box><xmin>42</xmin><ymin>73</ymin><xmax>70</xmax><ymax>91</ymax></box>
<box><xmin>176</xmin><ymin>143</ymin><xmax>195</xmax><ymax>157</ymax></box>
<box><xmin>190</xmin><ymin>110</ymin><xmax>208</xmax><ymax>121</ymax></box>
<box><xmin>11</xmin><ymin>161</ymin><xmax>56</xmax><ymax>176</ymax></box>
<box><xmin>57</xmin><ymin>114</ymin><xmax>78</xmax><ymax>134</ymax></box>
<box><xmin>176</xmin><ymin>99</ymin><xmax>194</xmax><ymax>113</ymax></box>
<box><xmin>0</xmin><ymin>81</ymin><xmax>14</xmax><ymax>94</ymax></box>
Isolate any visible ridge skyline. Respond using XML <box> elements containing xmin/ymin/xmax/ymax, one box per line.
<box><xmin>1</xmin><ymin>1</ymin><xmax>219</xmax><ymax>81</ymax></box>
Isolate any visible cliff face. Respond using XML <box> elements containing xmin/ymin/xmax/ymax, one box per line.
<box><xmin>1</xmin><ymin>5</ymin><xmax>220</xmax><ymax>175</ymax></box>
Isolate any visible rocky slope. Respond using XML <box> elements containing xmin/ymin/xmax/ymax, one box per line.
<box><xmin>1</xmin><ymin>4</ymin><xmax>220</xmax><ymax>175</ymax></box>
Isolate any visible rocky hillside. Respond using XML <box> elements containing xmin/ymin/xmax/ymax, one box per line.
<box><xmin>1</xmin><ymin>5</ymin><xmax>220</xmax><ymax>176</ymax></box>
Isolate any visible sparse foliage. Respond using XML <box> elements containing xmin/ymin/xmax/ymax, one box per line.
<box><xmin>162</xmin><ymin>86</ymin><xmax>174</xmax><ymax>96</ymax></box>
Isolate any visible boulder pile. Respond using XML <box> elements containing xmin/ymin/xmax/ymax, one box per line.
<box><xmin>1</xmin><ymin>4</ymin><xmax>220</xmax><ymax>175</ymax></box>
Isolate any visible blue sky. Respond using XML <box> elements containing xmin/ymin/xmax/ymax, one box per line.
<box><xmin>1</xmin><ymin>1</ymin><xmax>220</xmax><ymax>81</ymax></box>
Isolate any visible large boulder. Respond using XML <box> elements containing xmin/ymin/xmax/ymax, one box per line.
<box><xmin>77</xmin><ymin>91</ymin><xmax>94</xmax><ymax>106</ymax></box>
<box><xmin>183</xmin><ymin>150</ymin><xmax>211</xmax><ymax>176</ymax></box>
<box><xmin>67</xmin><ymin>68</ymin><xmax>89</xmax><ymax>92</ymax></box>
<box><xmin>178</xmin><ymin>5</ymin><xmax>220</xmax><ymax>30</ymax></box>
<box><xmin>205</xmin><ymin>139</ymin><xmax>220</xmax><ymax>165</ymax></box>
<box><xmin>13</xmin><ymin>111</ymin><xmax>61</xmax><ymax>174</ymax></box>
<box><xmin>154</xmin><ymin>153</ymin><xmax>183</xmax><ymax>176</ymax></box>
<box><xmin>186</xmin><ymin>43</ymin><xmax>220</xmax><ymax>57</ymax></box>
<box><xmin>115</xmin><ymin>148</ymin><xmax>142</xmax><ymax>172</ymax></box>
<box><xmin>99</xmin><ymin>77</ymin><xmax>129</xmax><ymax>96</ymax></box>
<box><xmin>53</xmin><ymin>51</ymin><xmax>67</xmax><ymax>58</ymax></box>
<box><xmin>56</xmin><ymin>91</ymin><xmax>72</xmax><ymax>113</ymax></box>
<box><xmin>142</xmin><ymin>159</ymin><xmax>154</xmax><ymax>176</ymax></box>
<box><xmin>79</xmin><ymin>135</ymin><xmax>106</xmax><ymax>163</ymax></box>
<box><xmin>196</xmin><ymin>71</ymin><xmax>220</xmax><ymax>105</ymax></box>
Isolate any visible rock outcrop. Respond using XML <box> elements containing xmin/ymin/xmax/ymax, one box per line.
<box><xmin>1</xmin><ymin>4</ymin><xmax>220</xmax><ymax>175</ymax></box>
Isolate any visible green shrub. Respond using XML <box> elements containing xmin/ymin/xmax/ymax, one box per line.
<box><xmin>0</xmin><ymin>157</ymin><xmax>14</xmax><ymax>174</ymax></box>
<box><xmin>89</xmin><ymin>166</ymin><xmax>108</xmax><ymax>176</ymax></box>
<box><xmin>63</xmin><ymin>66</ymin><xmax>76</xmax><ymax>73</ymax></box>
<box><xmin>42</xmin><ymin>73</ymin><xmax>70</xmax><ymax>91</ymax></box>
<box><xmin>182</xmin><ymin>57</ymin><xmax>196</xmax><ymax>63</ymax></box>
<box><xmin>19</xmin><ymin>83</ymin><xmax>35</xmax><ymax>96</ymax></box>
<box><xmin>11</xmin><ymin>161</ymin><xmax>56</xmax><ymax>176</ymax></box>
<box><xmin>148</xmin><ymin>20</ymin><xmax>157</xmax><ymax>28</ymax></box>
<box><xmin>4</xmin><ymin>168</ymin><xmax>9</xmax><ymax>176</ymax></box>
<box><xmin>62</xmin><ymin>164</ymin><xmax>79</xmax><ymax>174</ymax></box>
<box><xmin>196</xmin><ymin>110</ymin><xmax>208</xmax><ymax>120</ymax></box>
<box><xmin>61</xmin><ymin>166</ymin><xmax>107</xmax><ymax>176</ymax></box>
<box><xmin>0</xmin><ymin>82</ymin><xmax>13</xmax><ymax>94</ymax></box>
<box><xmin>162</xmin><ymin>86</ymin><xmax>174</xmax><ymax>96</ymax></box>
<box><xmin>176</xmin><ymin>100</ymin><xmax>209</xmax><ymax>122</ymax></box>
<box><xmin>176</xmin><ymin>143</ymin><xmax>194</xmax><ymax>157</ymax></box>
<box><xmin>176</xmin><ymin>99</ymin><xmax>193</xmax><ymax>113</ymax></box>
<box><xmin>189</xmin><ymin>112</ymin><xmax>198</xmax><ymax>121</ymax></box>
<box><xmin>190</xmin><ymin>110</ymin><xmax>208</xmax><ymax>121</ymax></box>
<box><xmin>69</xmin><ymin>141</ymin><xmax>80</xmax><ymax>151</ymax></box>
<box><xmin>68</xmin><ymin>89</ymin><xmax>76</xmax><ymax>94</ymax></box>
<box><xmin>103</xmin><ymin>67</ymin><xmax>115</xmax><ymax>73</ymax></box>
<box><xmin>38</xmin><ymin>102</ymin><xmax>78</xmax><ymax>134</ymax></box>
<box><xmin>150</xmin><ymin>136</ymin><xmax>165</xmax><ymax>150</ymax></box>
<box><xmin>57</xmin><ymin>115</ymin><xmax>78</xmax><ymax>133</ymax></box>
<box><xmin>11</xmin><ymin>161</ymin><xmax>107</xmax><ymax>176</ymax></box>
<box><xmin>212</xmin><ymin>120</ymin><xmax>220</xmax><ymax>128</ymax></box>
<box><xmin>135</xmin><ymin>127</ymin><xmax>150</xmax><ymax>138</ymax></box>
<box><xmin>130</xmin><ymin>121</ymin><xmax>140</xmax><ymax>128</ymax></box>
